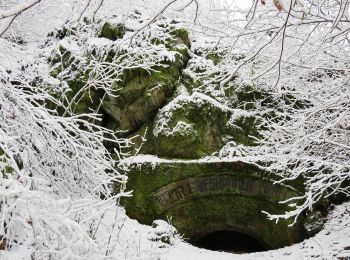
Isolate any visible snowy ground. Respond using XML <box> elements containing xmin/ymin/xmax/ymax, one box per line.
<box><xmin>119</xmin><ymin>200</ymin><xmax>350</xmax><ymax>260</ymax></box>
<box><xmin>2</xmin><ymin>198</ymin><xmax>350</xmax><ymax>260</ymax></box>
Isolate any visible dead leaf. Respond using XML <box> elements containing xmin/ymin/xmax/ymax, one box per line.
<box><xmin>273</xmin><ymin>0</ymin><xmax>283</xmax><ymax>11</ymax></box>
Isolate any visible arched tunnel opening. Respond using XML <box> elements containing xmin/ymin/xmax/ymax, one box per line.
<box><xmin>191</xmin><ymin>230</ymin><xmax>267</xmax><ymax>254</ymax></box>
<box><xmin>124</xmin><ymin>163</ymin><xmax>323</xmax><ymax>254</ymax></box>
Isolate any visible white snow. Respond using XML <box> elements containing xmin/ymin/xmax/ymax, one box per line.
<box><xmin>1</xmin><ymin>1</ymin><xmax>349</xmax><ymax>259</ymax></box>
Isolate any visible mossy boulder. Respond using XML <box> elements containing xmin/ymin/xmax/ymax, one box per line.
<box><xmin>48</xmin><ymin>47</ymin><xmax>103</xmax><ymax>116</ymax></box>
<box><xmin>132</xmin><ymin>92</ymin><xmax>261</xmax><ymax>159</ymax></box>
<box><xmin>47</xmin><ymin>25</ymin><xmax>76</xmax><ymax>40</ymax></box>
<box><xmin>102</xmin><ymin>67</ymin><xmax>181</xmax><ymax>133</ymax></box>
<box><xmin>99</xmin><ymin>22</ymin><xmax>127</xmax><ymax>40</ymax></box>
<box><xmin>169</xmin><ymin>28</ymin><xmax>190</xmax><ymax>48</ymax></box>
<box><xmin>46</xmin><ymin>21</ymin><xmax>261</xmax><ymax>161</ymax></box>
<box><xmin>152</xmin><ymin>93</ymin><xmax>232</xmax><ymax>158</ymax></box>
<box><xmin>48</xmin><ymin>45</ymin><xmax>76</xmax><ymax>78</ymax></box>
<box><xmin>46</xmin><ymin>21</ymin><xmax>190</xmax><ymax>127</ymax></box>
<box><xmin>101</xmin><ymin>28</ymin><xmax>190</xmax><ymax>134</ymax></box>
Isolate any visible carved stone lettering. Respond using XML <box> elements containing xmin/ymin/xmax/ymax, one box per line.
<box><xmin>152</xmin><ymin>175</ymin><xmax>296</xmax><ymax>210</ymax></box>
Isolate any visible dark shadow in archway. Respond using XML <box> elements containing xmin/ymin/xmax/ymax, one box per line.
<box><xmin>193</xmin><ymin>230</ymin><xmax>267</xmax><ymax>254</ymax></box>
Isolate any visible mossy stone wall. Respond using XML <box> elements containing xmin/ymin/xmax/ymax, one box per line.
<box><xmin>122</xmin><ymin>161</ymin><xmax>306</xmax><ymax>249</ymax></box>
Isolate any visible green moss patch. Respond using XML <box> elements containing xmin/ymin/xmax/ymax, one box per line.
<box><xmin>99</xmin><ymin>22</ymin><xmax>127</xmax><ymax>41</ymax></box>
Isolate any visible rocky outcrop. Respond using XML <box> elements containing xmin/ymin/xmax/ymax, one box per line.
<box><xmin>101</xmin><ymin>27</ymin><xmax>190</xmax><ymax>134</ymax></box>
<box><xmin>133</xmin><ymin>92</ymin><xmax>260</xmax><ymax>159</ymax></box>
<box><xmin>46</xmin><ymin>21</ymin><xmax>327</xmax><ymax>251</ymax></box>
<box><xmin>47</xmin><ymin>20</ymin><xmax>261</xmax><ymax>159</ymax></box>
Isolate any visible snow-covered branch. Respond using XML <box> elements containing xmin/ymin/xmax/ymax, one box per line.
<box><xmin>0</xmin><ymin>0</ymin><xmax>41</xmax><ymax>37</ymax></box>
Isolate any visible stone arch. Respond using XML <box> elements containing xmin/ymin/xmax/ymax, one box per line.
<box><xmin>123</xmin><ymin>161</ymin><xmax>307</xmax><ymax>250</ymax></box>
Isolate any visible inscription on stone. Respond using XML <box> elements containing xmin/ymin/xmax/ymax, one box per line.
<box><xmin>152</xmin><ymin>175</ymin><xmax>294</xmax><ymax>210</ymax></box>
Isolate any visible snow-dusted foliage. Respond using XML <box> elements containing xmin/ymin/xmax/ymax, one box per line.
<box><xmin>153</xmin><ymin>92</ymin><xmax>232</xmax><ymax>137</ymax></box>
<box><xmin>0</xmin><ymin>51</ymin><xmax>135</xmax><ymax>258</ymax></box>
<box><xmin>43</xmin><ymin>18</ymin><xmax>180</xmax><ymax>116</ymax></box>
<box><xmin>177</xmin><ymin>0</ymin><xmax>350</xmax><ymax>222</ymax></box>
<box><xmin>1</xmin><ymin>0</ymin><xmax>350</xmax><ymax>258</ymax></box>
<box><xmin>0</xmin><ymin>1</ymin><xmax>185</xmax><ymax>259</ymax></box>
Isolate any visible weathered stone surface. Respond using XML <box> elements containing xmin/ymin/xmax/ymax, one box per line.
<box><xmin>131</xmin><ymin>92</ymin><xmax>261</xmax><ymax>159</ymax></box>
<box><xmin>47</xmin><ymin>23</ymin><xmax>260</xmax><ymax>159</ymax></box>
<box><xmin>101</xmin><ymin>28</ymin><xmax>190</xmax><ymax>134</ymax></box>
<box><xmin>122</xmin><ymin>161</ymin><xmax>307</xmax><ymax>250</ymax></box>
<box><xmin>47</xmin><ymin>22</ymin><xmax>191</xmax><ymax>135</ymax></box>
<box><xmin>152</xmin><ymin>94</ymin><xmax>233</xmax><ymax>158</ymax></box>
<box><xmin>102</xmin><ymin>67</ymin><xmax>181</xmax><ymax>133</ymax></box>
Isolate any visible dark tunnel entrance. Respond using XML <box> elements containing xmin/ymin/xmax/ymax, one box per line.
<box><xmin>192</xmin><ymin>230</ymin><xmax>267</xmax><ymax>254</ymax></box>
